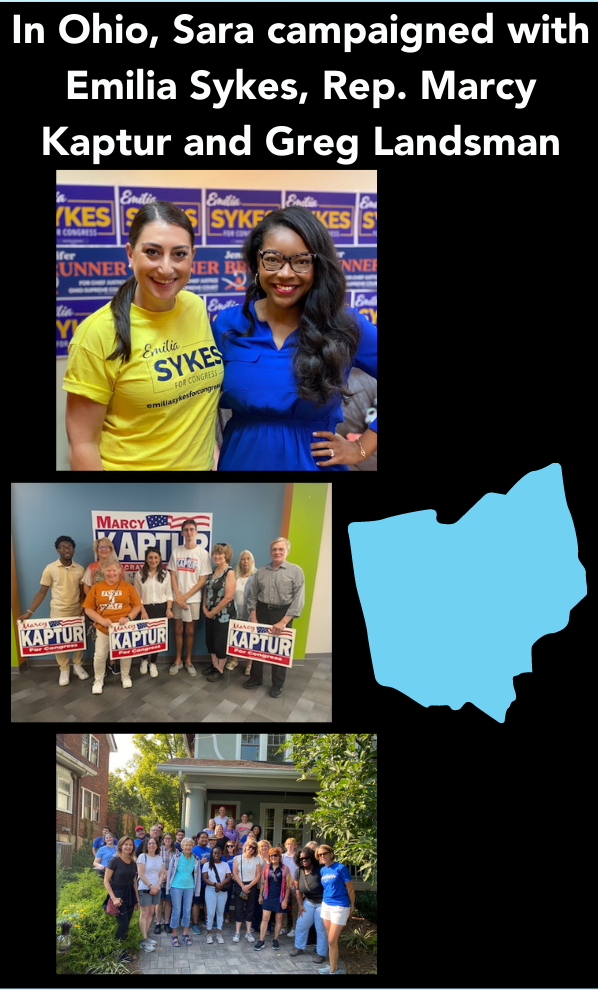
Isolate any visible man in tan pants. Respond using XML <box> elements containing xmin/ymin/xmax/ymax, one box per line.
<box><xmin>19</xmin><ymin>535</ymin><xmax>87</xmax><ymax>685</ymax></box>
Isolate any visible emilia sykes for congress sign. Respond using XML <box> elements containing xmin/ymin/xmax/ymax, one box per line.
<box><xmin>92</xmin><ymin>510</ymin><xmax>213</xmax><ymax>574</ymax></box>
<box><xmin>227</xmin><ymin>620</ymin><xmax>296</xmax><ymax>668</ymax></box>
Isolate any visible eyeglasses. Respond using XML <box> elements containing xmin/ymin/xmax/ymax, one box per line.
<box><xmin>258</xmin><ymin>249</ymin><xmax>317</xmax><ymax>274</ymax></box>
<box><xmin>299</xmin><ymin>857</ymin><xmax>311</xmax><ymax>862</ymax></box>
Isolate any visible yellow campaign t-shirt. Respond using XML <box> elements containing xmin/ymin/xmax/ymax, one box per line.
<box><xmin>63</xmin><ymin>291</ymin><xmax>223</xmax><ymax>471</ymax></box>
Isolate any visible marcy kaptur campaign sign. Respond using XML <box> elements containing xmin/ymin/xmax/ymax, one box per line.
<box><xmin>18</xmin><ymin>616</ymin><xmax>86</xmax><ymax>656</ymax></box>
<box><xmin>226</xmin><ymin>619</ymin><xmax>296</xmax><ymax>668</ymax></box>
<box><xmin>109</xmin><ymin>618</ymin><xmax>169</xmax><ymax>660</ymax></box>
<box><xmin>92</xmin><ymin>511</ymin><xmax>213</xmax><ymax>575</ymax></box>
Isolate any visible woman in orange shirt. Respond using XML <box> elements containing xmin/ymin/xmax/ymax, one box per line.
<box><xmin>83</xmin><ymin>560</ymin><xmax>142</xmax><ymax>694</ymax></box>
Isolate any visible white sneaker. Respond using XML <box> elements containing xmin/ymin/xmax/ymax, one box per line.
<box><xmin>232</xmin><ymin>932</ymin><xmax>240</xmax><ymax>942</ymax></box>
<box><xmin>206</xmin><ymin>933</ymin><xmax>213</xmax><ymax>944</ymax></box>
<box><xmin>92</xmin><ymin>679</ymin><xmax>104</xmax><ymax>694</ymax></box>
<box><xmin>140</xmin><ymin>659</ymin><xmax>148</xmax><ymax>675</ymax></box>
<box><xmin>245</xmin><ymin>931</ymin><xmax>255</xmax><ymax>942</ymax></box>
<box><xmin>72</xmin><ymin>665</ymin><xmax>89</xmax><ymax>680</ymax></box>
<box><xmin>121</xmin><ymin>675</ymin><xmax>133</xmax><ymax>689</ymax></box>
<box><xmin>59</xmin><ymin>669</ymin><xmax>70</xmax><ymax>686</ymax></box>
<box><xmin>286</xmin><ymin>928</ymin><xmax>295</xmax><ymax>937</ymax></box>
<box><xmin>216</xmin><ymin>932</ymin><xmax>224</xmax><ymax>944</ymax></box>
<box><xmin>149</xmin><ymin>663</ymin><xmax>159</xmax><ymax>677</ymax></box>
<box><xmin>169</xmin><ymin>663</ymin><xmax>182</xmax><ymax>675</ymax></box>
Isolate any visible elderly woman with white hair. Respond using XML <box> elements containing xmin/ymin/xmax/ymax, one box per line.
<box><xmin>244</xmin><ymin>537</ymin><xmax>305</xmax><ymax>698</ymax></box>
<box><xmin>83</xmin><ymin>559</ymin><xmax>142</xmax><ymax>694</ymax></box>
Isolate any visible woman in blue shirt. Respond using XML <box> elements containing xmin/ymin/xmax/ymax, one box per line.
<box><xmin>212</xmin><ymin>206</ymin><xmax>377</xmax><ymax>471</ymax></box>
<box><xmin>317</xmin><ymin>844</ymin><xmax>355</xmax><ymax>975</ymax></box>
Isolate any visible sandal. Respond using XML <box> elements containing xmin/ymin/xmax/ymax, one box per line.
<box><xmin>225</xmin><ymin>659</ymin><xmax>238</xmax><ymax>670</ymax></box>
<box><xmin>245</xmin><ymin>660</ymin><xmax>253</xmax><ymax>676</ymax></box>
<box><xmin>171</xmin><ymin>935</ymin><xmax>181</xmax><ymax>947</ymax></box>
<box><xmin>182</xmin><ymin>934</ymin><xmax>192</xmax><ymax>945</ymax></box>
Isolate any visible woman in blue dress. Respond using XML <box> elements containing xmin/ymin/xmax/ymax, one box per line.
<box><xmin>211</xmin><ymin>206</ymin><xmax>377</xmax><ymax>471</ymax></box>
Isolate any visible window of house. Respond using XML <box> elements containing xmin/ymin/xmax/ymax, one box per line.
<box><xmin>240</xmin><ymin>733</ymin><xmax>260</xmax><ymax>760</ymax></box>
<box><xmin>81</xmin><ymin>788</ymin><xmax>100</xmax><ymax>822</ymax></box>
<box><xmin>266</xmin><ymin>734</ymin><xmax>288</xmax><ymax>763</ymax></box>
<box><xmin>56</xmin><ymin>774</ymin><xmax>72</xmax><ymax>812</ymax></box>
<box><xmin>281</xmin><ymin>808</ymin><xmax>304</xmax><ymax>847</ymax></box>
<box><xmin>81</xmin><ymin>734</ymin><xmax>99</xmax><ymax>766</ymax></box>
<box><xmin>263</xmin><ymin>808</ymin><xmax>276</xmax><ymax>844</ymax></box>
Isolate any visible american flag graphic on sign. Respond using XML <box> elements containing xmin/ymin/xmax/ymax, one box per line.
<box><xmin>92</xmin><ymin>511</ymin><xmax>213</xmax><ymax>576</ymax></box>
<box><xmin>146</xmin><ymin>514</ymin><xmax>211</xmax><ymax>530</ymax></box>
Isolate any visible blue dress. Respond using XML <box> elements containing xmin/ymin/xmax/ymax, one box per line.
<box><xmin>211</xmin><ymin>301</ymin><xmax>377</xmax><ymax>472</ymax></box>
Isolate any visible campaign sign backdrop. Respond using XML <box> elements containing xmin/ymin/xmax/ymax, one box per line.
<box><xmin>18</xmin><ymin>617</ymin><xmax>86</xmax><ymax>656</ymax></box>
<box><xmin>92</xmin><ymin>511</ymin><xmax>213</xmax><ymax>575</ymax></box>
<box><xmin>109</xmin><ymin>618</ymin><xmax>168</xmax><ymax>660</ymax></box>
<box><xmin>226</xmin><ymin>619</ymin><xmax>296</xmax><ymax>668</ymax></box>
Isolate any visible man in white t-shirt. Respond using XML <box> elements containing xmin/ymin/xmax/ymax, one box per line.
<box><xmin>214</xmin><ymin>806</ymin><xmax>229</xmax><ymax>828</ymax></box>
<box><xmin>167</xmin><ymin>519</ymin><xmax>212</xmax><ymax>677</ymax></box>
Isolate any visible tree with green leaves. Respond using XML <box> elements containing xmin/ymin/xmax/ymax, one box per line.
<box><xmin>282</xmin><ymin>734</ymin><xmax>377</xmax><ymax>882</ymax></box>
<box><xmin>110</xmin><ymin>734</ymin><xmax>187</xmax><ymax>834</ymax></box>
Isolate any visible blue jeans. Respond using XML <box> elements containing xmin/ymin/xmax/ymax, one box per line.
<box><xmin>295</xmin><ymin>899</ymin><xmax>328</xmax><ymax>956</ymax></box>
<box><xmin>170</xmin><ymin>886</ymin><xmax>194</xmax><ymax>929</ymax></box>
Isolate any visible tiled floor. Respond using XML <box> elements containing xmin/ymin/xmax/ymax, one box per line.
<box><xmin>137</xmin><ymin>920</ymin><xmax>343</xmax><ymax>975</ymax></box>
<box><xmin>11</xmin><ymin>656</ymin><xmax>332</xmax><ymax>723</ymax></box>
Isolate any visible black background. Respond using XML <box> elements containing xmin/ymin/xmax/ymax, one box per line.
<box><xmin>36</xmin><ymin>7</ymin><xmax>592</xmax><ymax>983</ymax></box>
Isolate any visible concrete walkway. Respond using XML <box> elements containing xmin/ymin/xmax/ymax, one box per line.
<box><xmin>137</xmin><ymin>921</ymin><xmax>346</xmax><ymax>975</ymax></box>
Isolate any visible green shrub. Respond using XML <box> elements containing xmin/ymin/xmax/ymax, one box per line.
<box><xmin>354</xmin><ymin>889</ymin><xmax>377</xmax><ymax>922</ymax></box>
<box><xmin>56</xmin><ymin>868</ymin><xmax>142</xmax><ymax>973</ymax></box>
<box><xmin>340</xmin><ymin>923</ymin><xmax>377</xmax><ymax>951</ymax></box>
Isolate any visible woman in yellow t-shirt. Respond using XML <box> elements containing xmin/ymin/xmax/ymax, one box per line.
<box><xmin>63</xmin><ymin>201</ymin><xmax>223</xmax><ymax>471</ymax></box>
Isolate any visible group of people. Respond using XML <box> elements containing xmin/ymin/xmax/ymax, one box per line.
<box><xmin>63</xmin><ymin>201</ymin><xmax>377</xmax><ymax>472</ymax></box>
<box><xmin>97</xmin><ymin>808</ymin><xmax>355</xmax><ymax>975</ymax></box>
<box><xmin>19</xmin><ymin>519</ymin><xmax>305</xmax><ymax>699</ymax></box>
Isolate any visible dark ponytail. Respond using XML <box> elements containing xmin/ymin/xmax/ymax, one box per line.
<box><xmin>107</xmin><ymin>201</ymin><xmax>195</xmax><ymax>363</ymax></box>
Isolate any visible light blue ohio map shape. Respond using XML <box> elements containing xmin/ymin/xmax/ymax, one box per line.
<box><xmin>349</xmin><ymin>464</ymin><xmax>586</xmax><ymax>722</ymax></box>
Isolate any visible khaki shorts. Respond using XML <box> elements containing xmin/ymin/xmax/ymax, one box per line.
<box><xmin>172</xmin><ymin>601</ymin><xmax>200</xmax><ymax>621</ymax></box>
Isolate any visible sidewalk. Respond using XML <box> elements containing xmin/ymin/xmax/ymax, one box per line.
<box><xmin>137</xmin><ymin>921</ymin><xmax>346</xmax><ymax>975</ymax></box>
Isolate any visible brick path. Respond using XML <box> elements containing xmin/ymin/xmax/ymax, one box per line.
<box><xmin>138</xmin><ymin>921</ymin><xmax>346</xmax><ymax>975</ymax></box>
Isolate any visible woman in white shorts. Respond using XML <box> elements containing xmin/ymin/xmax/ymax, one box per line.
<box><xmin>316</xmin><ymin>844</ymin><xmax>355</xmax><ymax>975</ymax></box>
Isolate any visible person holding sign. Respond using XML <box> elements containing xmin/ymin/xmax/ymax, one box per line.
<box><xmin>167</xmin><ymin>519</ymin><xmax>212</xmax><ymax>676</ymax></box>
<box><xmin>201</xmin><ymin>542</ymin><xmax>237</xmax><ymax>682</ymax></box>
<box><xmin>211</xmin><ymin>205</ymin><xmax>377</xmax><ymax>471</ymax></box>
<box><xmin>244</xmin><ymin>538</ymin><xmax>305</xmax><ymax>698</ymax></box>
<box><xmin>18</xmin><ymin>535</ymin><xmax>87</xmax><ymax>686</ymax></box>
<box><xmin>64</xmin><ymin>201</ymin><xmax>223</xmax><ymax>471</ymax></box>
<box><xmin>83</xmin><ymin>560</ymin><xmax>142</xmax><ymax>694</ymax></box>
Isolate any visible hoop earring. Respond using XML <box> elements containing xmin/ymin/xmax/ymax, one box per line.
<box><xmin>254</xmin><ymin>273</ymin><xmax>260</xmax><ymax>288</ymax></box>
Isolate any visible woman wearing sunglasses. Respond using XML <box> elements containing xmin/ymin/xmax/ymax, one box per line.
<box><xmin>212</xmin><ymin>206</ymin><xmax>377</xmax><ymax>471</ymax></box>
<box><xmin>254</xmin><ymin>848</ymin><xmax>292</xmax><ymax>952</ymax></box>
<box><xmin>316</xmin><ymin>844</ymin><xmax>355</xmax><ymax>975</ymax></box>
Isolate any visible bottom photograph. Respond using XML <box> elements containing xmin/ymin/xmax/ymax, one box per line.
<box><xmin>56</xmin><ymin>731</ymin><xmax>377</xmax><ymax>975</ymax></box>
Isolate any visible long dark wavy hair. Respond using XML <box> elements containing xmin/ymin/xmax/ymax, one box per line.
<box><xmin>240</xmin><ymin>207</ymin><xmax>360</xmax><ymax>406</ymax></box>
<box><xmin>139</xmin><ymin>545</ymin><xmax>167</xmax><ymax>583</ymax></box>
<box><xmin>107</xmin><ymin>201</ymin><xmax>195</xmax><ymax>363</ymax></box>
